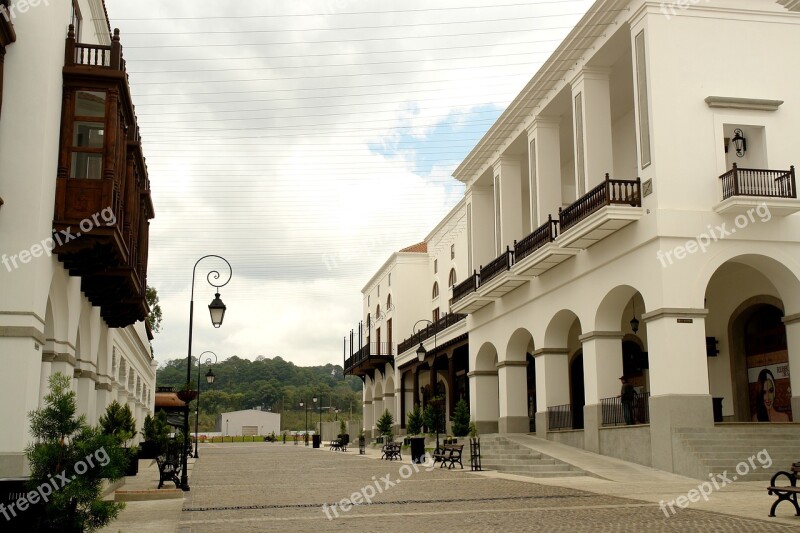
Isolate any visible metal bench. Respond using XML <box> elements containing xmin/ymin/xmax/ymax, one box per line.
<box><xmin>381</xmin><ymin>442</ymin><xmax>402</xmax><ymax>460</ymax></box>
<box><xmin>433</xmin><ymin>444</ymin><xmax>464</xmax><ymax>469</ymax></box>
<box><xmin>156</xmin><ymin>454</ymin><xmax>181</xmax><ymax>489</ymax></box>
<box><xmin>330</xmin><ymin>439</ymin><xmax>347</xmax><ymax>451</ymax></box>
<box><xmin>768</xmin><ymin>462</ymin><xmax>800</xmax><ymax>517</ymax></box>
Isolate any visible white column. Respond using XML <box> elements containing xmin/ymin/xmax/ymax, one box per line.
<box><xmin>497</xmin><ymin>361</ymin><xmax>529</xmax><ymax>433</ymax></box>
<box><xmin>528</xmin><ymin>117</ymin><xmax>562</xmax><ymax>225</ymax></box>
<box><xmin>492</xmin><ymin>155</ymin><xmax>525</xmax><ymax>250</ymax></box>
<box><xmin>579</xmin><ymin>331</ymin><xmax>624</xmax><ymax>453</ymax></box>
<box><xmin>363</xmin><ymin>400</ymin><xmax>374</xmax><ymax>438</ymax></box>
<box><xmin>468</xmin><ymin>370</ymin><xmax>499</xmax><ymax>434</ymax></box>
<box><xmin>466</xmin><ymin>185</ymin><xmax>495</xmax><ymax>273</ymax></box>
<box><xmin>533</xmin><ymin>349</ymin><xmax>570</xmax><ymax>436</ymax></box>
<box><xmin>571</xmin><ymin>68</ymin><xmax>614</xmax><ymax>192</ymax></box>
<box><xmin>782</xmin><ymin>314</ymin><xmax>800</xmax><ymax>418</ymax></box>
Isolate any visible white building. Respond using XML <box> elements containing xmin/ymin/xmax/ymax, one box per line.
<box><xmin>348</xmin><ymin>0</ymin><xmax>800</xmax><ymax>478</ymax></box>
<box><xmin>0</xmin><ymin>0</ymin><xmax>156</xmax><ymax>478</ymax></box>
<box><xmin>216</xmin><ymin>410</ymin><xmax>281</xmax><ymax>437</ymax></box>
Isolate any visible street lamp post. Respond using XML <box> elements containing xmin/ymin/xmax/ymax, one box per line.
<box><xmin>194</xmin><ymin>351</ymin><xmax>218</xmax><ymax>458</ymax></box>
<box><xmin>181</xmin><ymin>255</ymin><xmax>232</xmax><ymax>492</ymax></box>
<box><xmin>300</xmin><ymin>400</ymin><xmax>309</xmax><ymax>446</ymax></box>
<box><xmin>413</xmin><ymin>319</ymin><xmax>440</xmax><ymax>451</ymax></box>
<box><xmin>313</xmin><ymin>396</ymin><xmax>320</xmax><ymax>442</ymax></box>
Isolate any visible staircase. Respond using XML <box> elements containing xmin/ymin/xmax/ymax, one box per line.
<box><xmin>478</xmin><ymin>435</ymin><xmax>585</xmax><ymax>478</ymax></box>
<box><xmin>674</xmin><ymin>424</ymin><xmax>800</xmax><ymax>481</ymax></box>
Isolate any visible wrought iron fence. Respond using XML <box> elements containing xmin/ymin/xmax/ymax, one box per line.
<box><xmin>600</xmin><ymin>392</ymin><xmax>650</xmax><ymax>426</ymax></box>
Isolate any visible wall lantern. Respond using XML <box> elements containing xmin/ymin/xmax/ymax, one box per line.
<box><xmin>731</xmin><ymin>128</ymin><xmax>747</xmax><ymax>157</ymax></box>
<box><xmin>630</xmin><ymin>299</ymin><xmax>640</xmax><ymax>334</ymax></box>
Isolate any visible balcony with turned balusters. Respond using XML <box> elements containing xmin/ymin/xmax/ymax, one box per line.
<box><xmin>451</xmin><ymin>175</ymin><xmax>642</xmax><ymax>314</ymax></box>
<box><xmin>53</xmin><ymin>25</ymin><xmax>154</xmax><ymax>328</ymax></box>
<box><xmin>714</xmin><ymin>163</ymin><xmax>800</xmax><ymax>217</ymax></box>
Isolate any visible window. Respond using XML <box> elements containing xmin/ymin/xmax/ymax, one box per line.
<box><xmin>432</xmin><ymin>308</ymin><xmax>440</xmax><ymax>322</ymax></box>
<box><xmin>388</xmin><ymin>273</ymin><xmax>391</xmax><ymax>286</ymax></box>
<box><xmin>376</xmin><ymin>304</ymin><xmax>380</xmax><ymax>319</ymax></box>
<box><xmin>450</xmin><ymin>244</ymin><xmax>455</xmax><ymax>260</ymax></box>
<box><xmin>386</xmin><ymin>294</ymin><xmax>392</xmax><ymax>310</ymax></box>
<box><xmin>635</xmin><ymin>30</ymin><xmax>652</xmax><ymax>168</ymax></box>
<box><xmin>434</xmin><ymin>259</ymin><xmax>438</xmax><ymax>274</ymax></box>
<box><xmin>377</xmin><ymin>285</ymin><xmax>380</xmax><ymax>297</ymax></box>
<box><xmin>432</xmin><ymin>282</ymin><xmax>439</xmax><ymax>299</ymax></box>
<box><xmin>368</xmin><ymin>295</ymin><xmax>370</xmax><ymax>306</ymax></box>
<box><xmin>70</xmin><ymin>90</ymin><xmax>106</xmax><ymax>179</ymax></box>
<box><xmin>449</xmin><ymin>269</ymin><xmax>457</xmax><ymax>287</ymax></box>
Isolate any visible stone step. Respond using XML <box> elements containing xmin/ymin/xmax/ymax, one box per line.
<box><xmin>480</xmin><ymin>457</ymin><xmax>558</xmax><ymax>466</ymax></box>
<box><xmin>482</xmin><ymin>462</ymin><xmax>571</xmax><ymax>472</ymax></box>
<box><xmin>490</xmin><ymin>469</ymin><xmax>586</xmax><ymax>478</ymax></box>
<box><xmin>682</xmin><ymin>442</ymin><xmax>798</xmax><ymax>450</ymax></box>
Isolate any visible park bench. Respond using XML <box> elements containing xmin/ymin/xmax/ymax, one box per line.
<box><xmin>330</xmin><ymin>439</ymin><xmax>347</xmax><ymax>452</ymax></box>
<box><xmin>156</xmin><ymin>453</ymin><xmax>181</xmax><ymax>489</ymax></box>
<box><xmin>433</xmin><ymin>444</ymin><xmax>464</xmax><ymax>470</ymax></box>
<box><xmin>381</xmin><ymin>442</ymin><xmax>402</xmax><ymax>461</ymax></box>
<box><xmin>767</xmin><ymin>462</ymin><xmax>800</xmax><ymax>517</ymax></box>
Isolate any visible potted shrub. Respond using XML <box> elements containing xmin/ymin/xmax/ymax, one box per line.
<box><xmin>376</xmin><ymin>409</ymin><xmax>394</xmax><ymax>442</ymax></box>
<box><xmin>99</xmin><ymin>400</ymin><xmax>139</xmax><ymax>476</ymax></box>
<box><xmin>452</xmin><ymin>398</ymin><xmax>470</xmax><ymax>438</ymax></box>
<box><xmin>140</xmin><ymin>410</ymin><xmax>171</xmax><ymax>459</ymax></box>
<box><xmin>406</xmin><ymin>405</ymin><xmax>426</xmax><ymax>463</ymax></box>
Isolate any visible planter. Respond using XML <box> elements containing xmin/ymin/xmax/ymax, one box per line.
<box><xmin>176</xmin><ymin>389</ymin><xmax>198</xmax><ymax>403</ymax></box>
<box><xmin>312</xmin><ymin>435</ymin><xmax>321</xmax><ymax>448</ymax></box>
<box><xmin>409</xmin><ymin>437</ymin><xmax>426</xmax><ymax>464</ymax></box>
<box><xmin>138</xmin><ymin>441</ymin><xmax>164</xmax><ymax>459</ymax></box>
<box><xmin>124</xmin><ymin>449</ymin><xmax>139</xmax><ymax>476</ymax></box>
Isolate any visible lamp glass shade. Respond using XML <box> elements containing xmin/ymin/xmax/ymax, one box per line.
<box><xmin>208</xmin><ymin>293</ymin><xmax>226</xmax><ymax>328</ymax></box>
<box><xmin>205</xmin><ymin>368</ymin><xmax>215</xmax><ymax>385</ymax></box>
<box><xmin>630</xmin><ymin>316</ymin><xmax>640</xmax><ymax>334</ymax></box>
<box><xmin>732</xmin><ymin>129</ymin><xmax>746</xmax><ymax>157</ymax></box>
<box><xmin>416</xmin><ymin>343</ymin><xmax>426</xmax><ymax>362</ymax></box>
<box><xmin>312</xmin><ymin>396</ymin><xmax>318</xmax><ymax>404</ymax></box>
<box><xmin>299</xmin><ymin>401</ymin><xmax>304</xmax><ymax>407</ymax></box>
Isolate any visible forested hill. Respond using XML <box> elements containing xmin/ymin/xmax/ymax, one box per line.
<box><xmin>156</xmin><ymin>356</ymin><xmax>364</xmax><ymax>429</ymax></box>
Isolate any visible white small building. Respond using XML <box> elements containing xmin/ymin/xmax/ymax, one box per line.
<box><xmin>215</xmin><ymin>410</ymin><xmax>281</xmax><ymax>437</ymax></box>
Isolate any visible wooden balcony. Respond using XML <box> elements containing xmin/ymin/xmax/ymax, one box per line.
<box><xmin>557</xmin><ymin>175</ymin><xmax>643</xmax><ymax>249</ymax></box>
<box><xmin>512</xmin><ymin>216</ymin><xmax>578</xmax><ymax>278</ymax></box>
<box><xmin>714</xmin><ymin>164</ymin><xmax>800</xmax><ymax>216</ymax></box>
<box><xmin>397</xmin><ymin>313</ymin><xmax>467</xmax><ymax>355</ymax></box>
<box><xmin>343</xmin><ymin>341</ymin><xmax>395</xmax><ymax>377</ymax></box>
<box><xmin>53</xmin><ymin>27</ymin><xmax>154</xmax><ymax>328</ymax></box>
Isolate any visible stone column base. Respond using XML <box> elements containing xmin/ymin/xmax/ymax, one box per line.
<box><xmin>535</xmin><ymin>411</ymin><xmax>548</xmax><ymax>438</ymax></box>
<box><xmin>474</xmin><ymin>420</ymin><xmax>499</xmax><ymax>435</ymax></box>
<box><xmin>499</xmin><ymin>415</ymin><xmax>530</xmax><ymax>434</ymax></box>
<box><xmin>583</xmin><ymin>404</ymin><xmax>601</xmax><ymax>453</ymax></box>
<box><xmin>649</xmin><ymin>394</ymin><xmax>713</xmax><ymax>474</ymax></box>
<box><xmin>792</xmin><ymin>396</ymin><xmax>800</xmax><ymax>421</ymax></box>
<box><xmin>0</xmin><ymin>452</ymin><xmax>28</xmax><ymax>478</ymax></box>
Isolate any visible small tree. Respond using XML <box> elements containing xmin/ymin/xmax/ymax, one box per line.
<box><xmin>142</xmin><ymin>410</ymin><xmax>171</xmax><ymax>456</ymax></box>
<box><xmin>99</xmin><ymin>401</ymin><xmax>137</xmax><ymax>447</ymax></box>
<box><xmin>406</xmin><ymin>404</ymin><xmax>423</xmax><ymax>435</ymax></box>
<box><xmin>339</xmin><ymin>419</ymin><xmax>347</xmax><ymax>436</ymax></box>
<box><xmin>376</xmin><ymin>409</ymin><xmax>394</xmax><ymax>440</ymax></box>
<box><xmin>26</xmin><ymin>373</ymin><xmax>128</xmax><ymax>532</ymax></box>
<box><xmin>422</xmin><ymin>404</ymin><xmax>437</xmax><ymax>435</ymax></box>
<box><xmin>451</xmin><ymin>399</ymin><xmax>470</xmax><ymax>437</ymax></box>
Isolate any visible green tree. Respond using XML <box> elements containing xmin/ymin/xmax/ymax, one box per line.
<box><xmin>451</xmin><ymin>399</ymin><xmax>470</xmax><ymax>437</ymax></box>
<box><xmin>142</xmin><ymin>410</ymin><xmax>171</xmax><ymax>455</ymax></box>
<box><xmin>406</xmin><ymin>404</ymin><xmax>423</xmax><ymax>435</ymax></box>
<box><xmin>376</xmin><ymin>409</ymin><xmax>394</xmax><ymax>439</ymax></box>
<box><xmin>99</xmin><ymin>400</ymin><xmax>136</xmax><ymax>446</ymax></box>
<box><xmin>145</xmin><ymin>285</ymin><xmax>163</xmax><ymax>333</ymax></box>
<box><xmin>26</xmin><ymin>373</ymin><xmax>128</xmax><ymax>532</ymax></box>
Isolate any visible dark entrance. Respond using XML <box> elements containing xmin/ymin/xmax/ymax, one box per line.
<box><xmin>570</xmin><ymin>351</ymin><xmax>584</xmax><ymax>430</ymax></box>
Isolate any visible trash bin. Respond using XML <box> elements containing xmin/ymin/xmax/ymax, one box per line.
<box><xmin>712</xmin><ymin>397</ymin><xmax>723</xmax><ymax>423</ymax></box>
<box><xmin>410</xmin><ymin>437</ymin><xmax>426</xmax><ymax>463</ymax></box>
<box><xmin>312</xmin><ymin>434</ymin><xmax>321</xmax><ymax>448</ymax></box>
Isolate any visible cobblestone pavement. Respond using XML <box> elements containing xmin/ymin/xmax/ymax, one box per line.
<box><xmin>178</xmin><ymin>444</ymin><xmax>797</xmax><ymax>532</ymax></box>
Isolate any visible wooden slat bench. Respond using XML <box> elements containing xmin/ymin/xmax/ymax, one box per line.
<box><xmin>156</xmin><ymin>454</ymin><xmax>181</xmax><ymax>489</ymax></box>
<box><xmin>329</xmin><ymin>439</ymin><xmax>347</xmax><ymax>451</ymax></box>
<box><xmin>381</xmin><ymin>442</ymin><xmax>402</xmax><ymax>461</ymax></box>
<box><xmin>433</xmin><ymin>444</ymin><xmax>464</xmax><ymax>470</ymax></box>
<box><xmin>768</xmin><ymin>462</ymin><xmax>800</xmax><ymax>517</ymax></box>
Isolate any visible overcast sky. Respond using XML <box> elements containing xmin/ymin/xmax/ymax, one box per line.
<box><xmin>103</xmin><ymin>0</ymin><xmax>593</xmax><ymax>367</ymax></box>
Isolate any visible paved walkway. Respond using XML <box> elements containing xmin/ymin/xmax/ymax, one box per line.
<box><xmin>100</xmin><ymin>439</ymin><xmax>799</xmax><ymax>532</ymax></box>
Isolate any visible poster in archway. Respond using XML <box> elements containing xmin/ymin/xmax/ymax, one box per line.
<box><xmin>747</xmin><ymin>350</ymin><xmax>792</xmax><ymax>422</ymax></box>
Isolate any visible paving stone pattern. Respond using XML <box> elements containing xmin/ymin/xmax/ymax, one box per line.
<box><xmin>178</xmin><ymin>444</ymin><xmax>797</xmax><ymax>532</ymax></box>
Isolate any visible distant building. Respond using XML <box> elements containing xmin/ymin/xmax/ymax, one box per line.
<box><xmin>215</xmin><ymin>410</ymin><xmax>281</xmax><ymax>436</ymax></box>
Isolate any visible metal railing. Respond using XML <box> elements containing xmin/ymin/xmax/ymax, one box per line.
<box><xmin>547</xmin><ymin>403</ymin><xmax>583</xmax><ymax>431</ymax></box>
<box><xmin>600</xmin><ymin>393</ymin><xmax>650</xmax><ymax>426</ymax></box>
<box><xmin>719</xmin><ymin>164</ymin><xmax>796</xmax><ymax>200</ymax></box>
<box><xmin>450</xmin><ymin>271</ymin><xmax>479</xmax><ymax>305</ymax></box>
<box><xmin>397</xmin><ymin>312</ymin><xmax>467</xmax><ymax>354</ymax></box>
<box><xmin>559</xmin><ymin>175</ymin><xmax>641</xmax><ymax>232</ymax></box>
<box><xmin>479</xmin><ymin>246</ymin><xmax>514</xmax><ymax>285</ymax></box>
<box><xmin>514</xmin><ymin>215</ymin><xmax>558</xmax><ymax>261</ymax></box>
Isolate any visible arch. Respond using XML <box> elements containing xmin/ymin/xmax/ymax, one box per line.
<box><xmin>448</xmin><ymin>268</ymin><xmax>457</xmax><ymax>288</ymax></box>
<box><xmin>386</xmin><ymin>293</ymin><xmax>392</xmax><ymax>310</ymax></box>
<box><xmin>475</xmin><ymin>341</ymin><xmax>498</xmax><ymax>371</ymax></box>
<box><xmin>46</xmin><ymin>275</ymin><xmax>69</xmax><ymax>346</ymax></box>
<box><xmin>594</xmin><ymin>285</ymin><xmax>647</xmax><ymax>332</ymax></box>
<box><xmin>376</xmin><ymin>304</ymin><xmax>380</xmax><ymax>319</ymax></box>
<box><xmin>432</xmin><ymin>282</ymin><xmax>440</xmax><ymax>299</ymax></box>
<box><xmin>543</xmin><ymin>309</ymin><xmax>581</xmax><ymax>348</ymax></box>
<box><xmin>505</xmin><ymin>327</ymin><xmax>534</xmax><ymax>363</ymax></box>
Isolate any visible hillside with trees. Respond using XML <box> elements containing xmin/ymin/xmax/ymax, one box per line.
<box><xmin>157</xmin><ymin>356</ymin><xmax>363</xmax><ymax>432</ymax></box>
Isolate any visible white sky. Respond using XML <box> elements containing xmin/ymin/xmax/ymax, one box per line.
<box><xmin>103</xmin><ymin>0</ymin><xmax>594</xmax><ymax>366</ymax></box>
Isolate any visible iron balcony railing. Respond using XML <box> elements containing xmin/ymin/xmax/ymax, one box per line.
<box><xmin>450</xmin><ymin>271</ymin><xmax>479</xmax><ymax>305</ymax></box>
<box><xmin>397</xmin><ymin>312</ymin><xmax>467</xmax><ymax>354</ymax></box>
<box><xmin>514</xmin><ymin>215</ymin><xmax>558</xmax><ymax>261</ymax></box>
<box><xmin>479</xmin><ymin>246</ymin><xmax>514</xmax><ymax>285</ymax></box>
<box><xmin>343</xmin><ymin>342</ymin><xmax>394</xmax><ymax>374</ymax></box>
<box><xmin>600</xmin><ymin>392</ymin><xmax>650</xmax><ymax>426</ymax></box>
<box><xmin>719</xmin><ymin>164</ymin><xmax>796</xmax><ymax>200</ymax></box>
<box><xmin>559</xmin><ymin>175</ymin><xmax>641</xmax><ymax>232</ymax></box>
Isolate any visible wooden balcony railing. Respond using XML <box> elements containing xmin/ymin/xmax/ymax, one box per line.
<box><xmin>514</xmin><ymin>215</ymin><xmax>558</xmax><ymax>261</ymax></box>
<box><xmin>397</xmin><ymin>312</ymin><xmax>467</xmax><ymax>354</ymax></box>
<box><xmin>480</xmin><ymin>246</ymin><xmax>514</xmax><ymax>285</ymax></box>
<box><xmin>450</xmin><ymin>271</ymin><xmax>479</xmax><ymax>305</ymax></box>
<box><xmin>559</xmin><ymin>175</ymin><xmax>641</xmax><ymax>232</ymax></box>
<box><xmin>719</xmin><ymin>164</ymin><xmax>796</xmax><ymax>200</ymax></box>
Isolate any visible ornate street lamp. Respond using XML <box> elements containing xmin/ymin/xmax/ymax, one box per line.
<box><xmin>300</xmin><ymin>400</ymin><xmax>309</xmax><ymax>446</ymax></box>
<box><xmin>194</xmin><ymin>351</ymin><xmax>218</xmax><ymax>459</ymax></box>
<box><xmin>313</xmin><ymin>395</ymin><xmax>321</xmax><ymax>442</ymax></box>
<box><xmin>412</xmin><ymin>319</ymin><xmax>441</xmax><ymax>451</ymax></box>
<box><xmin>181</xmin><ymin>255</ymin><xmax>232</xmax><ymax>492</ymax></box>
